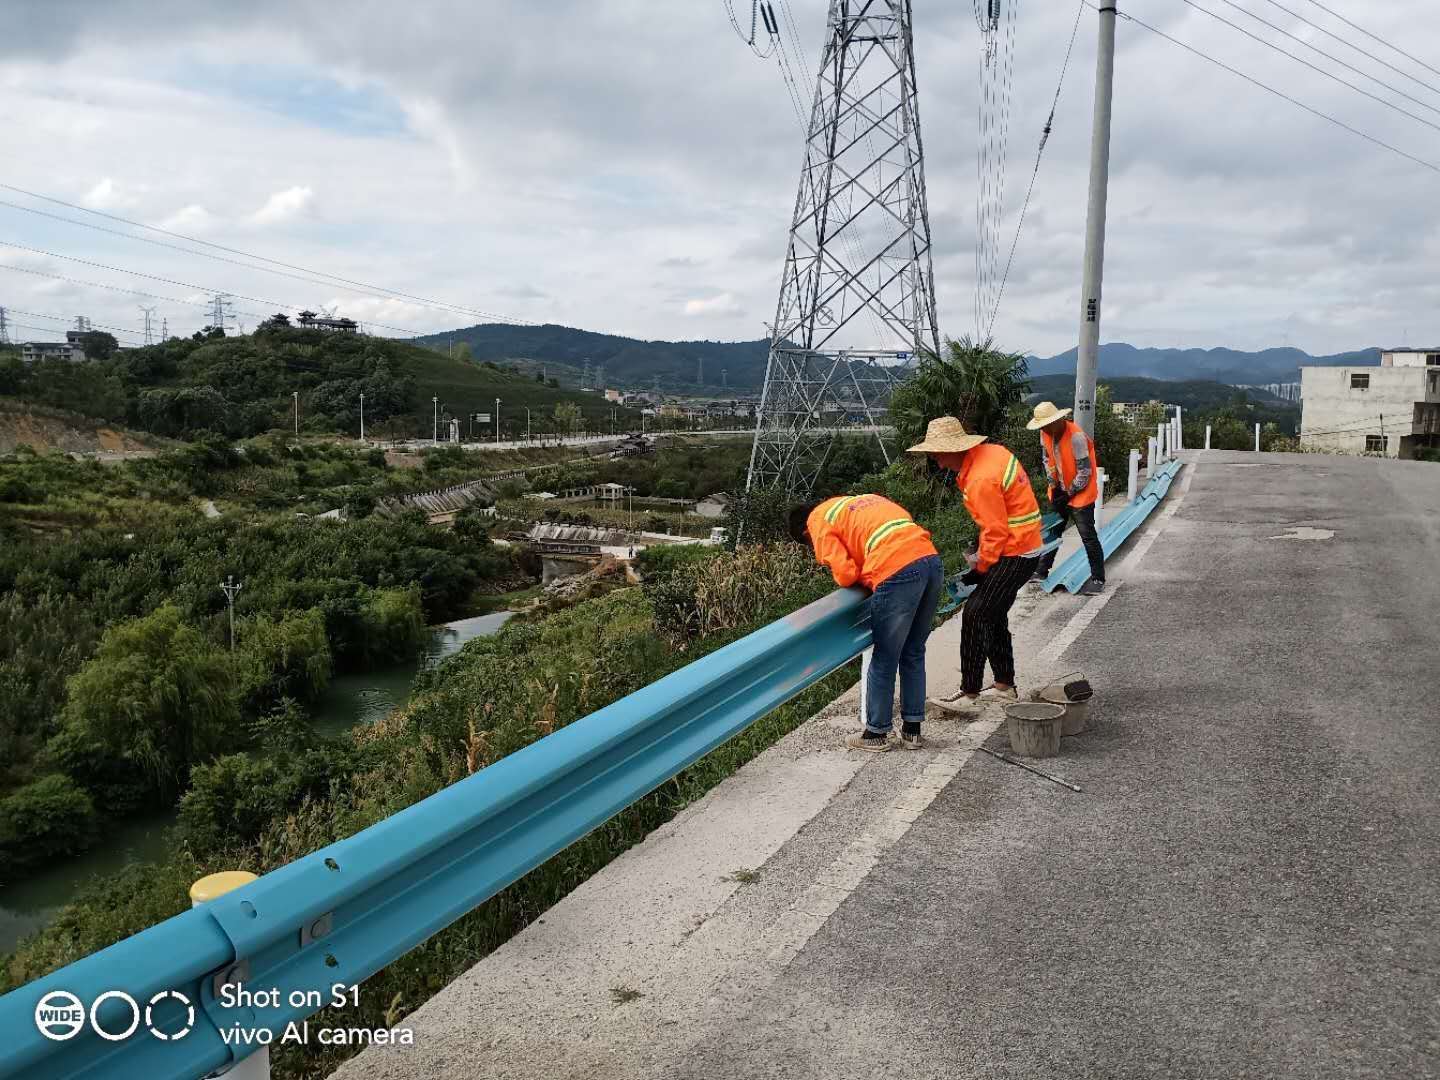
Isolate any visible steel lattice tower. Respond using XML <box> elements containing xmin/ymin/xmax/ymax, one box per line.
<box><xmin>747</xmin><ymin>0</ymin><xmax>940</xmax><ymax>496</ymax></box>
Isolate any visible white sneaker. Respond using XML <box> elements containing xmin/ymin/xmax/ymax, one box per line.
<box><xmin>928</xmin><ymin>691</ymin><xmax>983</xmax><ymax>717</ymax></box>
<box><xmin>977</xmin><ymin>684</ymin><xmax>1019</xmax><ymax>702</ymax></box>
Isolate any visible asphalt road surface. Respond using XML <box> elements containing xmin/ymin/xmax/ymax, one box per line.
<box><xmin>663</xmin><ymin>452</ymin><xmax>1440</xmax><ymax>1080</ymax></box>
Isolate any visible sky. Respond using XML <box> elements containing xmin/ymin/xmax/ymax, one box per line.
<box><xmin>2</xmin><ymin>0</ymin><xmax>1438</xmax><ymax>358</ymax></box>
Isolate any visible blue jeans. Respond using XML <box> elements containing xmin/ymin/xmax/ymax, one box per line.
<box><xmin>865</xmin><ymin>554</ymin><xmax>944</xmax><ymax>734</ymax></box>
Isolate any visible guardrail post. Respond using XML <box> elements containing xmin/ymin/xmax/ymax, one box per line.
<box><xmin>1254</xmin><ymin>423</ymin><xmax>1261</xmax><ymax>452</ymax></box>
<box><xmin>1096</xmin><ymin>468</ymin><xmax>1106</xmax><ymax>511</ymax></box>
<box><xmin>1127</xmin><ymin>449</ymin><xmax>1139</xmax><ymax>503</ymax></box>
<box><xmin>858</xmin><ymin>647</ymin><xmax>872</xmax><ymax>729</ymax></box>
<box><xmin>1205</xmin><ymin>424</ymin><xmax>1212</xmax><ymax>450</ymax></box>
<box><xmin>191</xmin><ymin>871</ymin><xmax>269</xmax><ymax>1080</ymax></box>
<box><xmin>1147</xmin><ymin>437</ymin><xmax>1157</xmax><ymax>476</ymax></box>
<box><xmin>1173</xmin><ymin>408</ymin><xmax>1183</xmax><ymax>451</ymax></box>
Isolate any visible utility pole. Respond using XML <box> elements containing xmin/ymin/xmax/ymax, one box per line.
<box><xmin>1072</xmin><ymin>1</ymin><xmax>1119</xmax><ymax>440</ymax></box>
<box><xmin>525</xmin><ymin>407</ymin><xmax>531</xmax><ymax>442</ymax></box>
<box><xmin>220</xmin><ymin>576</ymin><xmax>243</xmax><ymax>651</ymax></box>
<box><xmin>433</xmin><ymin>396</ymin><xmax>439</xmax><ymax>444</ymax></box>
<box><xmin>359</xmin><ymin>393</ymin><xmax>365</xmax><ymax>441</ymax></box>
<box><xmin>292</xmin><ymin>391</ymin><xmax>299</xmax><ymax>435</ymax></box>
<box><xmin>495</xmin><ymin>398</ymin><xmax>501</xmax><ymax>444</ymax></box>
<box><xmin>0</xmin><ymin>307</ymin><xmax>9</xmax><ymax>346</ymax></box>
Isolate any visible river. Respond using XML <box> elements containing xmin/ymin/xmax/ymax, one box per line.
<box><xmin>0</xmin><ymin>610</ymin><xmax>516</xmax><ymax>955</ymax></box>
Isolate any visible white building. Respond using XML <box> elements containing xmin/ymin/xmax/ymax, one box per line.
<box><xmin>1300</xmin><ymin>350</ymin><xmax>1440</xmax><ymax>458</ymax></box>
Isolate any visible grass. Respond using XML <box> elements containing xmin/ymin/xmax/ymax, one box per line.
<box><xmin>1</xmin><ymin>549</ymin><xmax>852</xmax><ymax>1080</ymax></box>
<box><xmin>406</xmin><ymin>348</ymin><xmax>640</xmax><ymax>435</ymax></box>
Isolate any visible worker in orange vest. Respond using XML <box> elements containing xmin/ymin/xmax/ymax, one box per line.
<box><xmin>907</xmin><ymin>416</ymin><xmax>1044</xmax><ymax>715</ymax></box>
<box><xmin>789</xmin><ymin>493</ymin><xmax>943</xmax><ymax>752</ymax></box>
<box><xmin>1027</xmin><ymin>401</ymin><xmax>1105</xmax><ymax>594</ymax></box>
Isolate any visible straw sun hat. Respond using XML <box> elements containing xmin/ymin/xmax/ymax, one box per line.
<box><xmin>906</xmin><ymin>416</ymin><xmax>988</xmax><ymax>455</ymax></box>
<box><xmin>1025</xmin><ymin>401</ymin><xmax>1072</xmax><ymax>430</ymax></box>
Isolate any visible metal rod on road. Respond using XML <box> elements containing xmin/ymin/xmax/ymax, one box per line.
<box><xmin>1073</xmin><ymin>1</ymin><xmax>1119</xmax><ymax>439</ymax></box>
<box><xmin>979</xmin><ymin>746</ymin><xmax>1083</xmax><ymax>793</ymax></box>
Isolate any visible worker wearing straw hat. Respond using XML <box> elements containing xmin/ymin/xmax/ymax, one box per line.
<box><xmin>907</xmin><ymin>416</ymin><xmax>1044</xmax><ymax>715</ymax></box>
<box><xmin>1027</xmin><ymin>401</ymin><xmax>1105</xmax><ymax>595</ymax></box>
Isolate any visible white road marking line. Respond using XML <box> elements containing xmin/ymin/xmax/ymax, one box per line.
<box><xmin>760</xmin><ymin>717</ymin><xmax>1004</xmax><ymax>966</ymax></box>
<box><xmin>757</xmin><ymin>465</ymin><xmax>1197</xmax><ymax>970</ymax></box>
<box><xmin>1037</xmin><ymin>462</ymin><xmax>1194</xmax><ymax>670</ymax></box>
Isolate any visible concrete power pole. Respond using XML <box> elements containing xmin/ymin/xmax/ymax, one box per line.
<box><xmin>0</xmin><ymin>307</ymin><xmax>9</xmax><ymax>346</ymax></box>
<box><xmin>1072</xmin><ymin>2</ymin><xmax>1119</xmax><ymax>440</ymax></box>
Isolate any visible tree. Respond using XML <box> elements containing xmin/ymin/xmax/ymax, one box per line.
<box><xmin>889</xmin><ymin>337</ymin><xmax>1030</xmax><ymax>448</ymax></box>
<box><xmin>57</xmin><ymin>606</ymin><xmax>239</xmax><ymax>798</ymax></box>
<box><xmin>554</xmin><ymin>401</ymin><xmax>581</xmax><ymax>436</ymax></box>
<box><xmin>78</xmin><ymin>331</ymin><xmax>119</xmax><ymax>362</ymax></box>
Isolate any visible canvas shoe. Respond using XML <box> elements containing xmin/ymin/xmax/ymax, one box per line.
<box><xmin>846</xmin><ymin>732</ymin><xmax>892</xmax><ymax>753</ymax></box>
<box><xmin>1079</xmin><ymin>577</ymin><xmax>1105</xmax><ymax>596</ymax></box>
<box><xmin>895</xmin><ymin>730</ymin><xmax>925</xmax><ymax>750</ymax></box>
<box><xmin>978</xmin><ymin>684</ymin><xmax>1019</xmax><ymax>702</ymax></box>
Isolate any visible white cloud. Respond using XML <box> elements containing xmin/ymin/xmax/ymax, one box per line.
<box><xmin>683</xmin><ymin>293</ymin><xmax>741</xmax><ymax>318</ymax></box>
<box><xmin>81</xmin><ymin>177</ymin><xmax>135</xmax><ymax>209</ymax></box>
<box><xmin>157</xmin><ymin>204</ymin><xmax>215</xmax><ymax>232</ymax></box>
<box><xmin>2</xmin><ymin>2</ymin><xmax>1440</xmax><ymax>355</ymax></box>
<box><xmin>247</xmin><ymin>185</ymin><xmax>314</xmax><ymax>226</ymax></box>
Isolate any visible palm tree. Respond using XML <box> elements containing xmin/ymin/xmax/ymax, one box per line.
<box><xmin>888</xmin><ymin>336</ymin><xmax>1030</xmax><ymax>447</ymax></box>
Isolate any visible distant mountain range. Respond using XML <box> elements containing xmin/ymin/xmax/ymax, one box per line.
<box><xmin>413</xmin><ymin>324</ymin><xmax>770</xmax><ymax>391</ymax></box>
<box><xmin>416</xmin><ymin>324</ymin><xmax>1382</xmax><ymax>390</ymax></box>
<box><xmin>1025</xmin><ymin>343</ymin><xmax>1380</xmax><ymax>385</ymax></box>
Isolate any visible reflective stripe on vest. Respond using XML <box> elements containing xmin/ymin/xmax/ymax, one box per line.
<box><xmin>864</xmin><ymin>517</ymin><xmax>918</xmax><ymax>553</ymax></box>
<box><xmin>1007</xmin><ymin>509</ymin><xmax>1042</xmax><ymax>528</ymax></box>
<box><xmin>1001</xmin><ymin>453</ymin><xmax>1020</xmax><ymax>491</ymax></box>
<box><xmin>823</xmin><ymin>495</ymin><xmax>858</xmax><ymax>524</ymax></box>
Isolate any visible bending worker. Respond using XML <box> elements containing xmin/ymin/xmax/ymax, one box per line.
<box><xmin>1028</xmin><ymin>401</ymin><xmax>1105</xmax><ymax>595</ymax></box>
<box><xmin>789</xmin><ymin>493</ymin><xmax>942</xmax><ymax>752</ymax></box>
<box><xmin>907</xmin><ymin>416</ymin><xmax>1042</xmax><ymax>715</ymax></box>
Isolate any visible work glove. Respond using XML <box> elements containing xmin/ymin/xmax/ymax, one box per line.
<box><xmin>959</xmin><ymin>567</ymin><xmax>984</xmax><ymax>587</ymax></box>
<box><xmin>1051</xmin><ymin>490</ymin><xmax>1070</xmax><ymax>512</ymax></box>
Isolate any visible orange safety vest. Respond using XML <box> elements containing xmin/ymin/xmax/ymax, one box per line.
<box><xmin>1040</xmin><ymin>419</ymin><xmax>1099</xmax><ymax>509</ymax></box>
<box><xmin>806</xmin><ymin>494</ymin><xmax>937</xmax><ymax>591</ymax></box>
<box><xmin>955</xmin><ymin>444</ymin><xmax>1044</xmax><ymax>573</ymax></box>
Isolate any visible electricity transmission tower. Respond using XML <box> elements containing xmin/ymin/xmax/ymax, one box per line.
<box><xmin>138</xmin><ymin>305</ymin><xmax>157</xmax><ymax>345</ymax></box>
<box><xmin>208</xmin><ymin>293</ymin><xmax>234</xmax><ymax>334</ymax></box>
<box><xmin>747</xmin><ymin>0</ymin><xmax>940</xmax><ymax>495</ymax></box>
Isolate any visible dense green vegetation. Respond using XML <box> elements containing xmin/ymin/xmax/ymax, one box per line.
<box><xmin>0</xmin><ymin>324</ymin><xmax>633</xmax><ymax>442</ymax></box>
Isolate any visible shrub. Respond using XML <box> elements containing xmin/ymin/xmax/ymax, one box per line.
<box><xmin>0</xmin><ymin>774</ymin><xmax>99</xmax><ymax>874</ymax></box>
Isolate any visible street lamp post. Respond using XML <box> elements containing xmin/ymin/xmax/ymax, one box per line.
<box><xmin>495</xmin><ymin>398</ymin><xmax>501</xmax><ymax>445</ymax></box>
<box><xmin>433</xmin><ymin>396</ymin><xmax>439</xmax><ymax>444</ymax></box>
<box><xmin>526</xmin><ymin>407</ymin><xmax>531</xmax><ymax>442</ymax></box>
<box><xmin>292</xmin><ymin>392</ymin><xmax>299</xmax><ymax>435</ymax></box>
<box><xmin>220</xmin><ymin>576</ymin><xmax>243</xmax><ymax>651</ymax></box>
<box><xmin>359</xmin><ymin>393</ymin><xmax>365</xmax><ymax>442</ymax></box>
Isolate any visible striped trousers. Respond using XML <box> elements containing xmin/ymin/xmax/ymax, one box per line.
<box><xmin>960</xmin><ymin>554</ymin><xmax>1038</xmax><ymax>695</ymax></box>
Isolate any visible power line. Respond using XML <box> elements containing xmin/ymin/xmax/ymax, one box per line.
<box><xmin>0</xmin><ymin>180</ymin><xmax>537</xmax><ymax>327</ymax></box>
<box><xmin>984</xmin><ymin>0</ymin><xmax>1087</xmax><ymax>341</ymax></box>
<box><xmin>0</xmin><ymin>240</ymin><xmax>426</xmax><ymax>336</ymax></box>
<box><xmin>5</xmin><ymin>307</ymin><xmax>146</xmax><ymax>339</ymax></box>
<box><xmin>1105</xmin><ymin>5</ymin><xmax>1440</xmax><ymax>176</ymax></box>
<box><xmin>1254</xmin><ymin>0</ymin><xmax>1440</xmax><ymax>102</ymax></box>
<box><xmin>1300</xmin><ymin>0</ymin><xmax>1440</xmax><ymax>82</ymax></box>
<box><xmin>1174</xmin><ymin>0</ymin><xmax>1440</xmax><ymax>137</ymax></box>
<box><xmin>1210</xmin><ymin>0</ymin><xmax>1440</xmax><ymax>119</ymax></box>
<box><xmin>0</xmin><ymin>262</ymin><xmax>306</xmax><ymax>335</ymax></box>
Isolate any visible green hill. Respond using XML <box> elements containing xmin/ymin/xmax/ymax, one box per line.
<box><xmin>1028</xmin><ymin>374</ymin><xmax>1297</xmax><ymax>413</ymax></box>
<box><xmin>0</xmin><ymin>325</ymin><xmax>633</xmax><ymax>442</ymax></box>
<box><xmin>412</xmin><ymin>324</ymin><xmax>771</xmax><ymax>392</ymax></box>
